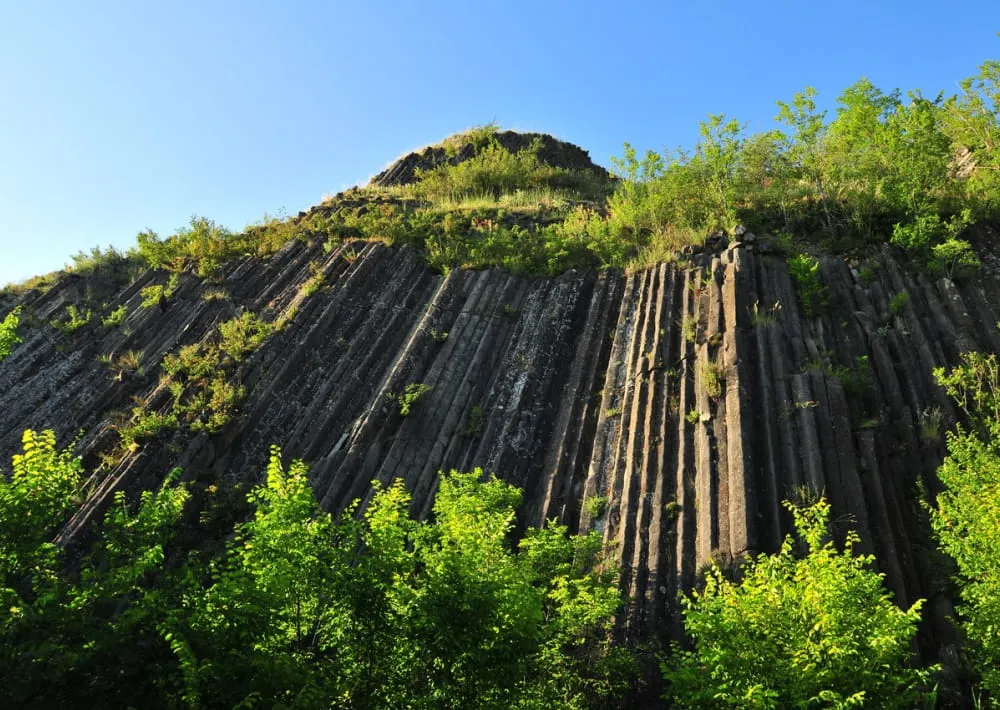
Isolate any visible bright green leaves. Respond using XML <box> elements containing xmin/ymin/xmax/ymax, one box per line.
<box><xmin>0</xmin><ymin>431</ymin><xmax>191</xmax><ymax>708</ymax></box>
<box><xmin>664</xmin><ymin>498</ymin><xmax>930</xmax><ymax>708</ymax></box>
<box><xmin>0</xmin><ymin>307</ymin><xmax>22</xmax><ymax>362</ymax></box>
<box><xmin>932</xmin><ymin>352</ymin><xmax>1000</xmax><ymax>698</ymax></box>
<box><xmin>171</xmin><ymin>457</ymin><xmax>627</xmax><ymax>709</ymax></box>
<box><xmin>786</xmin><ymin>252</ymin><xmax>828</xmax><ymax>317</ymax></box>
<box><xmin>0</xmin><ymin>430</ymin><xmax>81</xmax><ymax>605</ymax></box>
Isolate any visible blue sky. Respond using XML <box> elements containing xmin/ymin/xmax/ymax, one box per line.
<box><xmin>1</xmin><ymin>1</ymin><xmax>998</xmax><ymax>285</ymax></box>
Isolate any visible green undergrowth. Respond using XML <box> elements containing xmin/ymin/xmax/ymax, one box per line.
<box><xmin>0</xmin><ymin>432</ymin><xmax>632</xmax><ymax>709</ymax></box>
<box><xmin>116</xmin><ymin>311</ymin><xmax>275</xmax><ymax>451</ymax></box>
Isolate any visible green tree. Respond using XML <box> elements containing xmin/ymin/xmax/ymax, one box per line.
<box><xmin>932</xmin><ymin>351</ymin><xmax>1000</xmax><ymax>699</ymax></box>
<box><xmin>695</xmin><ymin>113</ymin><xmax>745</xmax><ymax>234</ymax></box>
<box><xmin>174</xmin><ymin>452</ymin><xmax>630</xmax><ymax>709</ymax></box>
<box><xmin>664</xmin><ymin>498</ymin><xmax>930</xmax><ymax>708</ymax></box>
<box><xmin>943</xmin><ymin>59</ymin><xmax>1000</xmax><ymax>213</ymax></box>
<box><xmin>0</xmin><ymin>431</ymin><xmax>191</xmax><ymax>708</ymax></box>
<box><xmin>776</xmin><ymin>87</ymin><xmax>836</xmax><ymax>236</ymax></box>
<box><xmin>825</xmin><ymin>79</ymin><xmax>901</xmax><ymax>240</ymax></box>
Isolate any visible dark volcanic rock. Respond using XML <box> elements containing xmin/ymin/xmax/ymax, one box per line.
<box><xmin>1</xmin><ymin>235</ymin><xmax>996</xmax><ymax>685</ymax></box>
<box><xmin>369</xmin><ymin>130</ymin><xmax>611</xmax><ymax>187</ymax></box>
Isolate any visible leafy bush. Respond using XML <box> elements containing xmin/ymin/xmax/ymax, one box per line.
<box><xmin>0</xmin><ymin>431</ymin><xmax>632</xmax><ymax>708</ymax></box>
<box><xmin>929</xmin><ymin>237</ymin><xmax>981</xmax><ymax>279</ymax></box>
<box><xmin>100</xmin><ymin>304</ymin><xmax>128</xmax><ymax>328</ymax></box>
<box><xmin>117</xmin><ymin>408</ymin><xmax>179</xmax><ymax>450</ymax></box>
<box><xmin>699</xmin><ymin>358</ymin><xmax>724</xmax><ymax>399</ymax></box>
<box><xmin>0</xmin><ymin>307</ymin><xmax>22</xmax><ymax>362</ymax></box>
<box><xmin>787</xmin><ymin>253</ymin><xmax>828</xmax><ymax>317</ymax></box>
<box><xmin>217</xmin><ymin>311</ymin><xmax>272</xmax><ymax>360</ymax></box>
<box><xmin>137</xmin><ymin>216</ymin><xmax>281</xmax><ymax>277</ymax></box>
<box><xmin>889</xmin><ymin>290</ymin><xmax>910</xmax><ymax>318</ymax></box>
<box><xmin>0</xmin><ymin>431</ymin><xmax>191</xmax><ymax>708</ymax></box>
<box><xmin>397</xmin><ymin>382</ymin><xmax>432</xmax><ymax>416</ymax></box>
<box><xmin>932</xmin><ymin>352</ymin><xmax>1000</xmax><ymax>699</ymax></box>
<box><xmin>140</xmin><ymin>273</ymin><xmax>179</xmax><ymax>308</ymax></box>
<box><xmin>50</xmin><ymin>304</ymin><xmax>91</xmax><ymax>334</ymax></box>
<box><xmin>176</xmin><ymin>459</ymin><xmax>632</xmax><ymax>709</ymax></box>
<box><xmin>664</xmin><ymin>498</ymin><xmax>931</xmax><ymax>708</ymax></box>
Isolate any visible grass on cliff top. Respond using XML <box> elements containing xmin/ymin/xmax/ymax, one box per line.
<box><xmin>10</xmin><ymin>52</ymin><xmax>1000</xmax><ymax>291</ymax></box>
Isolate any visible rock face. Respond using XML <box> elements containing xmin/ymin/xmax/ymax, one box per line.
<box><xmin>3</xmin><ymin>230</ymin><xmax>999</xmax><ymax>665</ymax></box>
<box><xmin>369</xmin><ymin>129</ymin><xmax>611</xmax><ymax>187</ymax></box>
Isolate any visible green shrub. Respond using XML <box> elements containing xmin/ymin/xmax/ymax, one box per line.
<box><xmin>682</xmin><ymin>315</ymin><xmax>698</xmax><ymax>343</ymax></box>
<box><xmin>929</xmin><ymin>237</ymin><xmax>980</xmax><ymax>279</ymax></box>
<box><xmin>101</xmin><ymin>304</ymin><xmax>128</xmax><ymax>327</ymax></box>
<box><xmin>833</xmin><ymin>354</ymin><xmax>874</xmax><ymax>397</ymax></box>
<box><xmin>787</xmin><ymin>253</ymin><xmax>828</xmax><ymax>317</ymax></box>
<box><xmin>397</xmin><ymin>383</ymin><xmax>432</xmax><ymax>416</ymax></box>
<box><xmin>0</xmin><ymin>307</ymin><xmax>22</xmax><ymax>361</ymax></box>
<box><xmin>218</xmin><ymin>312</ymin><xmax>272</xmax><ymax>360</ymax></box>
<box><xmin>889</xmin><ymin>290</ymin><xmax>910</xmax><ymax>318</ymax></box>
<box><xmin>51</xmin><ymin>305</ymin><xmax>91</xmax><ymax>334</ymax></box>
<box><xmin>932</xmin><ymin>352</ymin><xmax>1000</xmax><ymax>698</ymax></box>
<box><xmin>140</xmin><ymin>273</ymin><xmax>180</xmax><ymax>308</ymax></box>
<box><xmin>117</xmin><ymin>408</ymin><xmax>179</xmax><ymax>450</ymax></box>
<box><xmin>664</xmin><ymin>498</ymin><xmax>931</xmax><ymax>707</ymax></box>
<box><xmin>700</xmin><ymin>359</ymin><xmax>724</xmax><ymax>399</ymax></box>
<box><xmin>583</xmin><ymin>494</ymin><xmax>609</xmax><ymax>519</ymax></box>
<box><xmin>417</xmin><ymin>138</ymin><xmax>568</xmax><ymax>203</ymax></box>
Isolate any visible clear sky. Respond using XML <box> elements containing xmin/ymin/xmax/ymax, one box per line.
<box><xmin>1</xmin><ymin>1</ymin><xmax>998</xmax><ymax>285</ymax></box>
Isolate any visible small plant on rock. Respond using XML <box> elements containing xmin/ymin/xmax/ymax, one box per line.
<box><xmin>101</xmin><ymin>305</ymin><xmax>128</xmax><ymax>328</ymax></box>
<box><xmin>682</xmin><ymin>315</ymin><xmax>698</xmax><ymax>343</ymax></box>
<box><xmin>398</xmin><ymin>383</ymin><xmax>432</xmax><ymax>417</ymax></box>
<box><xmin>889</xmin><ymin>290</ymin><xmax>910</xmax><ymax>318</ymax></box>
<box><xmin>51</xmin><ymin>304</ymin><xmax>91</xmax><ymax>334</ymax></box>
<box><xmin>700</xmin><ymin>359</ymin><xmax>724</xmax><ymax>399</ymax></box>
<box><xmin>0</xmin><ymin>307</ymin><xmax>22</xmax><ymax>361</ymax></box>
<box><xmin>584</xmin><ymin>494</ymin><xmax>609</xmax><ymax>519</ymax></box>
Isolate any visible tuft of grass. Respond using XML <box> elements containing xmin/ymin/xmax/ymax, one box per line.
<box><xmin>700</xmin><ymin>358</ymin><xmax>725</xmax><ymax>399</ymax></box>
<box><xmin>201</xmin><ymin>288</ymin><xmax>228</xmax><ymax>302</ymax></box>
<box><xmin>749</xmin><ymin>300</ymin><xmax>781</xmax><ymax>327</ymax></box>
<box><xmin>104</xmin><ymin>350</ymin><xmax>145</xmax><ymax>380</ymax></box>
<box><xmin>919</xmin><ymin>406</ymin><xmax>943</xmax><ymax>442</ymax></box>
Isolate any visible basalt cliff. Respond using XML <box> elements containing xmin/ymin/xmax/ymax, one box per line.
<box><xmin>2</xmin><ymin>131</ymin><xmax>997</xmax><ymax>700</ymax></box>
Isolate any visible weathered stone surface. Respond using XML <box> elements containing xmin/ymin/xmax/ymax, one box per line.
<box><xmin>370</xmin><ymin>130</ymin><xmax>610</xmax><ymax>187</ymax></box>
<box><xmin>3</xmin><ymin>236</ymin><xmax>999</xmax><ymax>671</ymax></box>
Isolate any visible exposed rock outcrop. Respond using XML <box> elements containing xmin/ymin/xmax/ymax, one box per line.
<box><xmin>369</xmin><ymin>129</ymin><xmax>611</xmax><ymax>187</ymax></box>
<box><xmin>4</xmin><ymin>227</ymin><xmax>999</xmax><ymax>675</ymax></box>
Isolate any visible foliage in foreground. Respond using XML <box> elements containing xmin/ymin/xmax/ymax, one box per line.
<box><xmin>0</xmin><ymin>307</ymin><xmax>21</xmax><ymax>362</ymax></box>
<box><xmin>664</xmin><ymin>498</ymin><xmax>930</xmax><ymax>708</ymax></box>
<box><xmin>0</xmin><ymin>432</ymin><xmax>630</xmax><ymax>709</ymax></box>
<box><xmin>933</xmin><ymin>351</ymin><xmax>1000</xmax><ymax>700</ymax></box>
